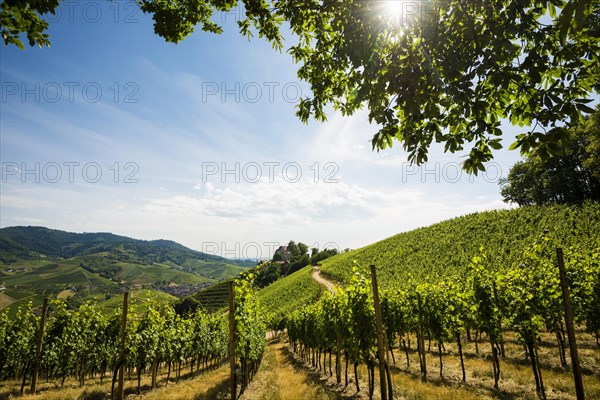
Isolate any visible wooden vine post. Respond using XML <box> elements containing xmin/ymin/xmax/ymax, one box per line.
<box><xmin>229</xmin><ymin>281</ymin><xmax>237</xmax><ymax>400</ymax></box>
<box><xmin>370</xmin><ymin>264</ymin><xmax>391</xmax><ymax>399</ymax></box>
<box><xmin>335</xmin><ymin>332</ymin><xmax>342</xmax><ymax>384</ymax></box>
<box><xmin>30</xmin><ymin>295</ymin><xmax>48</xmax><ymax>394</ymax></box>
<box><xmin>117</xmin><ymin>292</ymin><xmax>129</xmax><ymax>400</ymax></box>
<box><xmin>556</xmin><ymin>248</ymin><xmax>585</xmax><ymax>400</ymax></box>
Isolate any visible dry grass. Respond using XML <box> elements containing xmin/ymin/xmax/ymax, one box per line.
<box><xmin>1</xmin><ymin>330</ymin><xmax>598</xmax><ymax>400</ymax></box>
<box><xmin>387</xmin><ymin>330</ymin><xmax>600</xmax><ymax>400</ymax></box>
<box><xmin>0</xmin><ymin>360</ymin><xmax>230</xmax><ymax>400</ymax></box>
<box><xmin>125</xmin><ymin>367</ymin><xmax>230</xmax><ymax>400</ymax></box>
<box><xmin>276</xmin><ymin>329</ymin><xmax>600</xmax><ymax>400</ymax></box>
<box><xmin>241</xmin><ymin>337</ymin><xmax>347</xmax><ymax>400</ymax></box>
<box><xmin>375</xmin><ymin>330</ymin><xmax>597</xmax><ymax>400</ymax></box>
<box><xmin>0</xmin><ymin>293</ymin><xmax>16</xmax><ymax>309</ymax></box>
<box><xmin>56</xmin><ymin>290</ymin><xmax>75</xmax><ymax>300</ymax></box>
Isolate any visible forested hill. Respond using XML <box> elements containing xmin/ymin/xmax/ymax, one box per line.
<box><xmin>320</xmin><ymin>203</ymin><xmax>600</xmax><ymax>289</ymax></box>
<box><xmin>0</xmin><ymin>225</ymin><xmax>241</xmax><ymax>266</ymax></box>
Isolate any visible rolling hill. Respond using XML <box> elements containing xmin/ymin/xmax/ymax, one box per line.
<box><xmin>320</xmin><ymin>202</ymin><xmax>600</xmax><ymax>289</ymax></box>
<box><xmin>0</xmin><ymin>226</ymin><xmax>251</xmax><ymax>315</ymax></box>
<box><xmin>0</xmin><ymin>226</ymin><xmax>250</xmax><ymax>266</ymax></box>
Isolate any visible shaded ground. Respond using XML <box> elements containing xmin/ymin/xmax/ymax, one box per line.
<box><xmin>241</xmin><ymin>337</ymin><xmax>351</xmax><ymax>400</ymax></box>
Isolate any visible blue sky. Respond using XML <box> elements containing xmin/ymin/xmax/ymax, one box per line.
<box><xmin>0</xmin><ymin>1</ymin><xmax>547</xmax><ymax>259</ymax></box>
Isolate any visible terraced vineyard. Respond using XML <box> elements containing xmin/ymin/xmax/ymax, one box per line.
<box><xmin>0</xmin><ymin>260</ymin><xmax>119</xmax><ymax>317</ymax></box>
<box><xmin>1</xmin><ymin>204</ymin><xmax>599</xmax><ymax>399</ymax></box>
<box><xmin>183</xmin><ymin>259</ymin><xmax>249</xmax><ymax>280</ymax></box>
<box><xmin>321</xmin><ymin>203</ymin><xmax>600</xmax><ymax>288</ymax></box>
<box><xmin>190</xmin><ymin>281</ymin><xmax>231</xmax><ymax>313</ymax></box>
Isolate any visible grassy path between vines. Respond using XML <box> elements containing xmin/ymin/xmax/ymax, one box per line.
<box><xmin>241</xmin><ymin>337</ymin><xmax>350</xmax><ymax>400</ymax></box>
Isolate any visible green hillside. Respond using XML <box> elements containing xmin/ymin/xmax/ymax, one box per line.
<box><xmin>321</xmin><ymin>203</ymin><xmax>600</xmax><ymax>288</ymax></box>
<box><xmin>257</xmin><ymin>265</ymin><xmax>323</xmax><ymax>330</ymax></box>
<box><xmin>0</xmin><ymin>226</ymin><xmax>249</xmax><ymax>268</ymax></box>
<box><xmin>113</xmin><ymin>262</ymin><xmax>211</xmax><ymax>285</ymax></box>
<box><xmin>0</xmin><ymin>259</ymin><xmax>119</xmax><ymax>317</ymax></box>
<box><xmin>182</xmin><ymin>259</ymin><xmax>248</xmax><ymax>280</ymax></box>
<box><xmin>175</xmin><ymin>265</ymin><xmax>324</xmax><ymax>324</ymax></box>
<box><xmin>96</xmin><ymin>289</ymin><xmax>178</xmax><ymax>315</ymax></box>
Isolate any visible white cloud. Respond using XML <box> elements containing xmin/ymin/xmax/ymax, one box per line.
<box><xmin>0</xmin><ymin>172</ymin><xmax>510</xmax><ymax>257</ymax></box>
<box><xmin>142</xmin><ymin>177</ymin><xmax>377</xmax><ymax>224</ymax></box>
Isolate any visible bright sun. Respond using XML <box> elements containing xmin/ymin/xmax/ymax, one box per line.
<box><xmin>384</xmin><ymin>1</ymin><xmax>404</xmax><ymax>18</ymax></box>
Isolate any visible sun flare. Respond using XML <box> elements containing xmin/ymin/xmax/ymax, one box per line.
<box><xmin>384</xmin><ymin>0</ymin><xmax>404</xmax><ymax>18</ymax></box>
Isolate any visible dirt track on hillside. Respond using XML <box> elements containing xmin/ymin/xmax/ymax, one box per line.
<box><xmin>311</xmin><ymin>267</ymin><xmax>336</xmax><ymax>293</ymax></box>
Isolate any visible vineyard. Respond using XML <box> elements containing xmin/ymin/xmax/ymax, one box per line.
<box><xmin>189</xmin><ymin>281</ymin><xmax>231</xmax><ymax>313</ymax></box>
<box><xmin>1</xmin><ymin>204</ymin><xmax>599</xmax><ymax>399</ymax></box>
<box><xmin>284</xmin><ymin>204</ymin><xmax>600</xmax><ymax>399</ymax></box>
<box><xmin>0</xmin><ymin>276</ymin><xmax>266</xmax><ymax>400</ymax></box>
<box><xmin>320</xmin><ymin>203</ymin><xmax>600</xmax><ymax>288</ymax></box>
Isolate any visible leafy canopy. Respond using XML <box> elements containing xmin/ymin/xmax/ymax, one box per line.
<box><xmin>0</xmin><ymin>0</ymin><xmax>59</xmax><ymax>48</ymax></box>
<box><xmin>3</xmin><ymin>0</ymin><xmax>599</xmax><ymax>172</ymax></box>
<box><xmin>499</xmin><ymin>106</ymin><xmax>600</xmax><ymax>206</ymax></box>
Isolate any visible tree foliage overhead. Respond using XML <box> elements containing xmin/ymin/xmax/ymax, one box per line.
<box><xmin>0</xmin><ymin>0</ymin><xmax>58</xmax><ymax>48</ymax></box>
<box><xmin>103</xmin><ymin>0</ymin><xmax>600</xmax><ymax>172</ymax></box>
<box><xmin>500</xmin><ymin>106</ymin><xmax>600</xmax><ymax>206</ymax></box>
<box><xmin>3</xmin><ymin>0</ymin><xmax>599</xmax><ymax>172</ymax></box>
